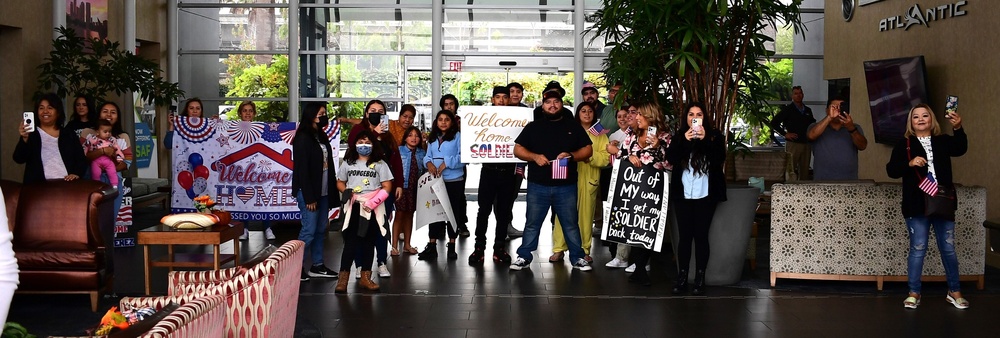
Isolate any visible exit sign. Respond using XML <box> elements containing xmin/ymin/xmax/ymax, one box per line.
<box><xmin>448</xmin><ymin>61</ymin><xmax>463</xmax><ymax>72</ymax></box>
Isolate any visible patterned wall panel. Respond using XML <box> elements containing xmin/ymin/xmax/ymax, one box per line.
<box><xmin>770</xmin><ymin>183</ymin><xmax>986</xmax><ymax>278</ymax></box>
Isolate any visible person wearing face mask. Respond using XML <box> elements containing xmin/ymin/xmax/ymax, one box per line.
<box><xmin>347</xmin><ymin>100</ymin><xmax>403</xmax><ymax>277</ymax></box>
<box><xmin>338</xmin><ymin>103</ymin><xmax>417</xmax><ymax>146</ymax></box>
<box><xmin>292</xmin><ymin>102</ymin><xmax>340</xmax><ymax>281</ymax></box>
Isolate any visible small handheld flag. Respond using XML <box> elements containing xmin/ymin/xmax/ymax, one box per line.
<box><xmin>919</xmin><ymin>172</ymin><xmax>939</xmax><ymax>195</ymax></box>
<box><xmin>552</xmin><ymin>158</ymin><xmax>568</xmax><ymax>179</ymax></box>
<box><xmin>587</xmin><ymin>121</ymin><xmax>606</xmax><ymax>136</ymax></box>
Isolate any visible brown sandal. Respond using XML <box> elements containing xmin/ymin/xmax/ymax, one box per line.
<box><xmin>390</xmin><ymin>247</ymin><xmax>400</xmax><ymax>256</ymax></box>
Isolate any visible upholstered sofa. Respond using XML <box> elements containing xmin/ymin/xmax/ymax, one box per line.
<box><xmin>1</xmin><ymin>179</ymin><xmax>118</xmax><ymax>311</ymax></box>
<box><xmin>769</xmin><ymin>182</ymin><xmax>986</xmax><ymax>290</ymax></box>
<box><xmin>120</xmin><ymin>240</ymin><xmax>304</xmax><ymax>337</ymax></box>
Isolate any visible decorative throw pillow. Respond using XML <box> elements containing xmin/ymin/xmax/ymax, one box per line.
<box><xmin>100</xmin><ymin>302</ymin><xmax>181</xmax><ymax>338</ymax></box>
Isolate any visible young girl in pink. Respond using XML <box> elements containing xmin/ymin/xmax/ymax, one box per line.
<box><xmin>83</xmin><ymin>120</ymin><xmax>125</xmax><ymax>187</ymax></box>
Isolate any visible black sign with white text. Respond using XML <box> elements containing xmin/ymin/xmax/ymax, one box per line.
<box><xmin>601</xmin><ymin>158</ymin><xmax>669</xmax><ymax>252</ymax></box>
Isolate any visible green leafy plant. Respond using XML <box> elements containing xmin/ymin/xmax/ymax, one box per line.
<box><xmin>35</xmin><ymin>26</ymin><xmax>183</xmax><ymax>107</ymax></box>
<box><xmin>590</xmin><ymin>0</ymin><xmax>804</xmax><ymax>138</ymax></box>
<box><xmin>2</xmin><ymin>322</ymin><xmax>36</xmax><ymax>338</ymax></box>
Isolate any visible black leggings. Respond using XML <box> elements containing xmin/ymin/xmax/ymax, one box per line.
<box><xmin>675</xmin><ymin>197</ymin><xmax>718</xmax><ymax>272</ymax></box>
<box><xmin>429</xmin><ymin>180</ymin><xmax>465</xmax><ymax>240</ymax></box>
<box><xmin>340</xmin><ymin>203</ymin><xmax>380</xmax><ymax>271</ymax></box>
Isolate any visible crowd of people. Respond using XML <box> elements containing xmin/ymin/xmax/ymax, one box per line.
<box><xmin>11</xmin><ymin>81</ymin><xmax>971</xmax><ymax>309</ymax></box>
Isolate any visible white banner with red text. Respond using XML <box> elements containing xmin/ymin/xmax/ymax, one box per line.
<box><xmin>458</xmin><ymin>106</ymin><xmax>532</xmax><ymax>163</ymax></box>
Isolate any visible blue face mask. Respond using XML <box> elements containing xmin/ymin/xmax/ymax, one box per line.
<box><xmin>356</xmin><ymin>144</ymin><xmax>373</xmax><ymax>156</ymax></box>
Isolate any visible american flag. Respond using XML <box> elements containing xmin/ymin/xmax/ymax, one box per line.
<box><xmin>587</xmin><ymin>121</ymin><xmax>606</xmax><ymax>136</ymax></box>
<box><xmin>919</xmin><ymin>172</ymin><xmax>939</xmax><ymax>195</ymax></box>
<box><xmin>552</xmin><ymin>158</ymin><xmax>568</xmax><ymax>179</ymax></box>
<box><xmin>515</xmin><ymin>163</ymin><xmax>526</xmax><ymax>178</ymax></box>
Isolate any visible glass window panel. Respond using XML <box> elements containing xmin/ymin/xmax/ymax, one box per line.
<box><xmin>301</xmin><ymin>8</ymin><xmax>432</xmax><ymax>52</ymax></box>
<box><xmin>301</xmin><ymin>55</ymin><xmax>403</xmax><ymax>102</ymax></box>
<box><xmin>443</xmin><ymin>9</ymin><xmax>575</xmax><ymax>52</ymax></box>
<box><xmin>179</xmin><ymin>6</ymin><xmax>289</xmax><ymax>51</ymax></box>
<box><xmin>179</xmin><ymin>53</ymin><xmax>289</xmax><ymax>109</ymax></box>
<box><xmin>321</xmin><ymin>0</ymin><xmax>429</xmax><ymax>5</ymax></box>
<box><xmin>582</xmin><ymin>11</ymin><xmax>607</xmax><ymax>53</ymax></box>
<box><xmin>182</xmin><ymin>0</ymin><xmax>289</xmax><ymax>4</ymax></box>
<box><xmin>444</xmin><ymin>0</ymin><xmax>573</xmax><ymax>6</ymax></box>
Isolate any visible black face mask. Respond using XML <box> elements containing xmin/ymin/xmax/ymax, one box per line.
<box><xmin>317</xmin><ymin>115</ymin><xmax>329</xmax><ymax>128</ymax></box>
<box><xmin>367</xmin><ymin>113</ymin><xmax>383</xmax><ymax>126</ymax></box>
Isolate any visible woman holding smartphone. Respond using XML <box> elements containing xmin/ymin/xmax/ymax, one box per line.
<box><xmin>14</xmin><ymin>93</ymin><xmax>87</xmax><ymax>184</ymax></box>
<box><xmin>665</xmin><ymin>102</ymin><xmax>727</xmax><ymax>294</ymax></box>
<box><xmin>886</xmin><ymin>103</ymin><xmax>968</xmax><ymax>309</ymax></box>
<box><xmin>621</xmin><ymin>102</ymin><xmax>671</xmax><ymax>285</ymax></box>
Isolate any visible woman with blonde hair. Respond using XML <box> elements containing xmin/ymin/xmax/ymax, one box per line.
<box><xmin>886</xmin><ymin>103</ymin><xmax>968</xmax><ymax>309</ymax></box>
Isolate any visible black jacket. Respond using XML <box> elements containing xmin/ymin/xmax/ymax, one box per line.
<box><xmin>886</xmin><ymin>128</ymin><xmax>967</xmax><ymax>217</ymax></box>
<box><xmin>13</xmin><ymin>129</ymin><xmax>87</xmax><ymax>184</ymax></box>
<box><xmin>768</xmin><ymin>103</ymin><xmax>815</xmax><ymax>143</ymax></box>
<box><xmin>665</xmin><ymin>128</ymin><xmax>728</xmax><ymax>203</ymax></box>
<box><xmin>291</xmin><ymin>130</ymin><xmax>338</xmax><ymax>205</ymax></box>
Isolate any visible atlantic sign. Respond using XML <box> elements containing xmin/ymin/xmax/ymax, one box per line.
<box><xmin>879</xmin><ymin>1</ymin><xmax>967</xmax><ymax>32</ymax></box>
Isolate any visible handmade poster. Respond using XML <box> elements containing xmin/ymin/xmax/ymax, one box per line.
<box><xmin>459</xmin><ymin>106</ymin><xmax>532</xmax><ymax>163</ymax></box>
<box><xmin>601</xmin><ymin>158</ymin><xmax>670</xmax><ymax>252</ymax></box>
<box><xmin>112</xmin><ymin>177</ymin><xmax>135</xmax><ymax>248</ymax></box>
<box><xmin>415</xmin><ymin>173</ymin><xmax>458</xmax><ymax>232</ymax></box>
<box><xmin>170</xmin><ymin>117</ymin><xmax>340</xmax><ymax>221</ymax></box>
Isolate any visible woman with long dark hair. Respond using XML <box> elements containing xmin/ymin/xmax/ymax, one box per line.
<box><xmin>347</xmin><ymin>99</ymin><xmax>403</xmax><ymax>278</ymax></box>
<box><xmin>13</xmin><ymin>93</ymin><xmax>87</xmax><ymax>183</ymax></box>
<box><xmin>292</xmin><ymin>102</ymin><xmax>339</xmax><ymax>281</ymax></box>
<box><xmin>418</xmin><ymin>110</ymin><xmax>466</xmax><ymax>261</ymax></box>
<box><xmin>65</xmin><ymin>94</ymin><xmax>98</xmax><ymax>137</ymax></box>
<box><xmin>665</xmin><ymin>102</ymin><xmax>727</xmax><ymax>294</ymax></box>
<box><xmin>235</xmin><ymin>101</ymin><xmax>275</xmax><ymax>241</ymax></box>
<box><xmin>335</xmin><ymin>129</ymin><xmax>393</xmax><ymax>293</ymax></box>
<box><xmin>886</xmin><ymin>103</ymin><xmax>968</xmax><ymax>309</ymax></box>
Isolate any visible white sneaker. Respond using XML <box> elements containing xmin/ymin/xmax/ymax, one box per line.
<box><xmin>624</xmin><ymin>263</ymin><xmax>650</xmax><ymax>273</ymax></box>
<box><xmin>378</xmin><ymin>263</ymin><xmax>391</xmax><ymax>278</ymax></box>
<box><xmin>509</xmin><ymin>257</ymin><xmax>530</xmax><ymax>271</ymax></box>
<box><xmin>239</xmin><ymin>228</ymin><xmax>249</xmax><ymax>240</ymax></box>
<box><xmin>605</xmin><ymin>258</ymin><xmax>628</xmax><ymax>268</ymax></box>
<box><xmin>264</xmin><ymin>228</ymin><xmax>276</xmax><ymax>240</ymax></box>
<box><xmin>573</xmin><ymin>258</ymin><xmax>593</xmax><ymax>271</ymax></box>
<box><xmin>355</xmin><ymin>268</ymin><xmax>361</xmax><ymax>279</ymax></box>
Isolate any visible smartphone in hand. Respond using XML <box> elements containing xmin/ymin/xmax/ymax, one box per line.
<box><xmin>647</xmin><ymin>125</ymin><xmax>658</xmax><ymax>142</ymax></box>
<box><xmin>380</xmin><ymin>114</ymin><xmax>390</xmax><ymax>133</ymax></box>
<box><xmin>23</xmin><ymin>112</ymin><xmax>35</xmax><ymax>133</ymax></box>
<box><xmin>691</xmin><ymin>118</ymin><xmax>702</xmax><ymax>133</ymax></box>
<box><xmin>945</xmin><ymin>95</ymin><xmax>959</xmax><ymax>117</ymax></box>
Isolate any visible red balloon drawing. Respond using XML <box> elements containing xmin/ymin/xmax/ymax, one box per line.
<box><xmin>178</xmin><ymin>170</ymin><xmax>194</xmax><ymax>190</ymax></box>
<box><xmin>193</xmin><ymin>165</ymin><xmax>210</xmax><ymax>179</ymax></box>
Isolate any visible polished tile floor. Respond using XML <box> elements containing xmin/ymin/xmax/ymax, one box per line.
<box><xmin>8</xmin><ymin>201</ymin><xmax>999</xmax><ymax>337</ymax></box>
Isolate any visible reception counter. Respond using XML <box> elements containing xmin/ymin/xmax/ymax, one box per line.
<box><xmin>769</xmin><ymin>182</ymin><xmax>986</xmax><ymax>290</ymax></box>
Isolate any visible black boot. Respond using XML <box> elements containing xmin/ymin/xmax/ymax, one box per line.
<box><xmin>672</xmin><ymin>269</ymin><xmax>688</xmax><ymax>294</ymax></box>
<box><xmin>692</xmin><ymin>270</ymin><xmax>706</xmax><ymax>295</ymax></box>
<box><xmin>447</xmin><ymin>242</ymin><xmax>458</xmax><ymax>260</ymax></box>
<box><xmin>418</xmin><ymin>243</ymin><xmax>438</xmax><ymax>260</ymax></box>
<box><xmin>628</xmin><ymin>268</ymin><xmax>651</xmax><ymax>286</ymax></box>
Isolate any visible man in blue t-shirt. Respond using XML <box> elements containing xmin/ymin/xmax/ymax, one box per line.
<box><xmin>510</xmin><ymin>86</ymin><xmax>594</xmax><ymax>272</ymax></box>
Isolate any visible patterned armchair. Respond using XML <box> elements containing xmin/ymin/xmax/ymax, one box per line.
<box><xmin>120</xmin><ymin>240</ymin><xmax>304</xmax><ymax>337</ymax></box>
<box><xmin>50</xmin><ymin>295</ymin><xmax>225</xmax><ymax>338</ymax></box>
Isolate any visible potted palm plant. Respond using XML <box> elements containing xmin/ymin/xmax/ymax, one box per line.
<box><xmin>590</xmin><ymin>0</ymin><xmax>805</xmax><ymax>285</ymax></box>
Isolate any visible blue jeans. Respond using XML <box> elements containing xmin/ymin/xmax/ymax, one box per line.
<box><xmin>906</xmin><ymin>216</ymin><xmax>961</xmax><ymax>294</ymax></box>
<box><xmin>297</xmin><ymin>191</ymin><xmax>329</xmax><ymax>266</ymax></box>
<box><xmin>516</xmin><ymin>182</ymin><xmax>585</xmax><ymax>263</ymax></box>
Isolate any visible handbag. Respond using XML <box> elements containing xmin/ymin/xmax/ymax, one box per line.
<box><xmin>906</xmin><ymin>138</ymin><xmax>957</xmax><ymax>220</ymax></box>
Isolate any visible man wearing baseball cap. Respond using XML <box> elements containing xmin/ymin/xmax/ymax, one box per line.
<box><xmin>581</xmin><ymin>81</ymin><xmax>606</xmax><ymax>113</ymax></box>
<box><xmin>510</xmin><ymin>85</ymin><xmax>594</xmax><ymax>272</ymax></box>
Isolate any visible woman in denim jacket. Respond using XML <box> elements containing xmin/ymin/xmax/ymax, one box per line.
<box><xmin>392</xmin><ymin>127</ymin><xmax>427</xmax><ymax>256</ymax></box>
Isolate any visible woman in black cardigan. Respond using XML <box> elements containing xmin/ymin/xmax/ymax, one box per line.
<box><xmin>292</xmin><ymin>102</ymin><xmax>340</xmax><ymax>281</ymax></box>
<box><xmin>886</xmin><ymin>103</ymin><xmax>968</xmax><ymax>310</ymax></box>
<box><xmin>13</xmin><ymin>93</ymin><xmax>87</xmax><ymax>184</ymax></box>
<box><xmin>665</xmin><ymin>102</ymin><xmax>727</xmax><ymax>295</ymax></box>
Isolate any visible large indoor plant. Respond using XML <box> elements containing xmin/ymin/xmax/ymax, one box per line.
<box><xmin>35</xmin><ymin>26</ymin><xmax>182</xmax><ymax>107</ymax></box>
<box><xmin>591</xmin><ymin>0</ymin><xmax>805</xmax><ymax>285</ymax></box>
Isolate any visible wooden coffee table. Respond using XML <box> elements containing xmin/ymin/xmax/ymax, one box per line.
<box><xmin>138</xmin><ymin>222</ymin><xmax>243</xmax><ymax>294</ymax></box>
